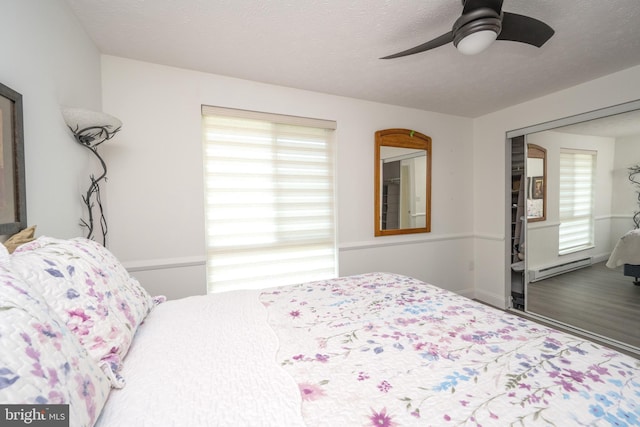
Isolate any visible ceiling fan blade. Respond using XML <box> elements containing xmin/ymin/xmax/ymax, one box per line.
<box><xmin>498</xmin><ymin>12</ymin><xmax>554</xmax><ymax>47</ymax></box>
<box><xmin>380</xmin><ymin>32</ymin><xmax>454</xmax><ymax>59</ymax></box>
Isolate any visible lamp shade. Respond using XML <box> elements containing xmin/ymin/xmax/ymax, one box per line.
<box><xmin>62</xmin><ymin>107</ymin><xmax>122</xmax><ymax>133</ymax></box>
<box><xmin>62</xmin><ymin>107</ymin><xmax>122</xmax><ymax>147</ymax></box>
<box><xmin>455</xmin><ymin>30</ymin><xmax>498</xmax><ymax>55</ymax></box>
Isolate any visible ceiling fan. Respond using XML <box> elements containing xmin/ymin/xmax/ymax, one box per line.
<box><xmin>381</xmin><ymin>0</ymin><xmax>554</xmax><ymax>58</ymax></box>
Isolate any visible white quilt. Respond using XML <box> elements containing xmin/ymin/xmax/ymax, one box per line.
<box><xmin>261</xmin><ymin>273</ymin><xmax>640</xmax><ymax>426</ymax></box>
<box><xmin>607</xmin><ymin>228</ymin><xmax>640</xmax><ymax>268</ymax></box>
<box><xmin>95</xmin><ymin>274</ymin><xmax>640</xmax><ymax>427</ymax></box>
<box><xmin>95</xmin><ymin>290</ymin><xmax>304</xmax><ymax>427</ymax></box>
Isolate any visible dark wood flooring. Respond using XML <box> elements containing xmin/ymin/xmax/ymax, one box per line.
<box><xmin>526</xmin><ymin>261</ymin><xmax>640</xmax><ymax>350</ymax></box>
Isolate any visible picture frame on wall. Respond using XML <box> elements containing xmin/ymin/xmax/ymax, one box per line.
<box><xmin>0</xmin><ymin>82</ymin><xmax>26</xmax><ymax>235</ymax></box>
<box><xmin>532</xmin><ymin>176</ymin><xmax>544</xmax><ymax>200</ymax></box>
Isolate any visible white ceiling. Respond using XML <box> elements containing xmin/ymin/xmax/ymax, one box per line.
<box><xmin>64</xmin><ymin>0</ymin><xmax>640</xmax><ymax>118</ymax></box>
<box><xmin>554</xmin><ymin>110</ymin><xmax>640</xmax><ymax>139</ymax></box>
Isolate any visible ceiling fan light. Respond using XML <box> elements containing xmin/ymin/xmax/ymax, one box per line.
<box><xmin>455</xmin><ymin>30</ymin><xmax>498</xmax><ymax>55</ymax></box>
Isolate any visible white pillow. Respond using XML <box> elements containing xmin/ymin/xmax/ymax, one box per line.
<box><xmin>0</xmin><ymin>262</ymin><xmax>111</xmax><ymax>426</ymax></box>
<box><xmin>10</xmin><ymin>237</ymin><xmax>158</xmax><ymax>388</ymax></box>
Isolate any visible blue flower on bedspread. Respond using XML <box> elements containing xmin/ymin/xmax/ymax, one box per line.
<box><xmin>0</xmin><ymin>368</ymin><xmax>19</xmax><ymax>390</ymax></box>
<box><xmin>260</xmin><ymin>272</ymin><xmax>640</xmax><ymax>426</ymax></box>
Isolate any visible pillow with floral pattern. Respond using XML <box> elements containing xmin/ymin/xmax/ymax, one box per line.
<box><xmin>0</xmin><ymin>254</ymin><xmax>111</xmax><ymax>426</ymax></box>
<box><xmin>10</xmin><ymin>237</ymin><xmax>160</xmax><ymax>388</ymax></box>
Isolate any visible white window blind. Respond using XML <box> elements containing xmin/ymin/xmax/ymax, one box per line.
<box><xmin>202</xmin><ymin>106</ymin><xmax>337</xmax><ymax>293</ymax></box>
<box><xmin>558</xmin><ymin>149</ymin><xmax>596</xmax><ymax>254</ymax></box>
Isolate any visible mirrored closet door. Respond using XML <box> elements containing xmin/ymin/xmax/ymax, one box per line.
<box><xmin>507</xmin><ymin>100</ymin><xmax>640</xmax><ymax>354</ymax></box>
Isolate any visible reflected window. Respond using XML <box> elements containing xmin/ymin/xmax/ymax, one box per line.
<box><xmin>559</xmin><ymin>149</ymin><xmax>596</xmax><ymax>254</ymax></box>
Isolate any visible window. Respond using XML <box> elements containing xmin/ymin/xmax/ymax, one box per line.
<box><xmin>558</xmin><ymin>149</ymin><xmax>596</xmax><ymax>254</ymax></box>
<box><xmin>201</xmin><ymin>106</ymin><xmax>337</xmax><ymax>293</ymax></box>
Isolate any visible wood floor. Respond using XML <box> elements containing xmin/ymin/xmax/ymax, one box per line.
<box><xmin>526</xmin><ymin>261</ymin><xmax>640</xmax><ymax>350</ymax></box>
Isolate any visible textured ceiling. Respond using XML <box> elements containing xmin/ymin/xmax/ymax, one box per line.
<box><xmin>555</xmin><ymin>110</ymin><xmax>640</xmax><ymax>139</ymax></box>
<box><xmin>64</xmin><ymin>0</ymin><xmax>640</xmax><ymax>118</ymax></box>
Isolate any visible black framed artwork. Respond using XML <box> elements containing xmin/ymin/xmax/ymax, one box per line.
<box><xmin>532</xmin><ymin>176</ymin><xmax>544</xmax><ymax>200</ymax></box>
<box><xmin>0</xmin><ymin>81</ymin><xmax>26</xmax><ymax>235</ymax></box>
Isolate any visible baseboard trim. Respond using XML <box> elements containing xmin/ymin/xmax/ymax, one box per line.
<box><xmin>473</xmin><ymin>289</ymin><xmax>507</xmax><ymax>310</ymax></box>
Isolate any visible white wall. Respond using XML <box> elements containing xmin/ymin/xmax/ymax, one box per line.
<box><xmin>473</xmin><ymin>64</ymin><xmax>640</xmax><ymax>308</ymax></box>
<box><xmin>612</xmin><ymin>135</ymin><xmax>640</xmax><ymax>242</ymax></box>
<box><xmin>101</xmin><ymin>56</ymin><xmax>475</xmax><ymax>300</ymax></box>
<box><xmin>0</xmin><ymin>0</ymin><xmax>102</xmax><ymax>238</ymax></box>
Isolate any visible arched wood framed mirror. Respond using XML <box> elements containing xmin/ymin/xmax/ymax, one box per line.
<box><xmin>375</xmin><ymin>128</ymin><xmax>431</xmax><ymax>236</ymax></box>
<box><xmin>527</xmin><ymin>143</ymin><xmax>547</xmax><ymax>222</ymax></box>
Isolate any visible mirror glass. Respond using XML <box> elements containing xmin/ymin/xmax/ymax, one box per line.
<box><xmin>508</xmin><ymin>100</ymin><xmax>640</xmax><ymax>353</ymax></box>
<box><xmin>526</xmin><ymin>144</ymin><xmax>546</xmax><ymax>222</ymax></box>
<box><xmin>375</xmin><ymin>129</ymin><xmax>431</xmax><ymax>236</ymax></box>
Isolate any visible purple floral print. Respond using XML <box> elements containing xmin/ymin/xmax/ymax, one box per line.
<box><xmin>260</xmin><ymin>272</ymin><xmax>640</xmax><ymax>426</ymax></box>
<box><xmin>0</xmin><ymin>262</ymin><xmax>111</xmax><ymax>427</ymax></box>
<box><xmin>9</xmin><ymin>236</ymin><xmax>161</xmax><ymax>388</ymax></box>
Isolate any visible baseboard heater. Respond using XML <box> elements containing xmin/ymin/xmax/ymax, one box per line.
<box><xmin>529</xmin><ymin>257</ymin><xmax>592</xmax><ymax>282</ymax></box>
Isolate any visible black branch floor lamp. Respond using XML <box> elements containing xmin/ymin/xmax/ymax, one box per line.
<box><xmin>62</xmin><ymin>107</ymin><xmax>122</xmax><ymax>246</ymax></box>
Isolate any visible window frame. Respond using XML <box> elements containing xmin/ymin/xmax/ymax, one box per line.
<box><xmin>201</xmin><ymin>105</ymin><xmax>337</xmax><ymax>293</ymax></box>
<box><xmin>558</xmin><ymin>148</ymin><xmax>596</xmax><ymax>255</ymax></box>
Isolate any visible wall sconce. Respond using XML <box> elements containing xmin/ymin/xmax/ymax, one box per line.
<box><xmin>62</xmin><ymin>107</ymin><xmax>122</xmax><ymax>246</ymax></box>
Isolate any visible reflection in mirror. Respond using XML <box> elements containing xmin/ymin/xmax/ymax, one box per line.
<box><xmin>526</xmin><ymin>144</ymin><xmax>546</xmax><ymax>222</ymax></box>
<box><xmin>375</xmin><ymin>129</ymin><xmax>431</xmax><ymax>236</ymax></box>
<box><xmin>380</xmin><ymin>148</ymin><xmax>426</xmax><ymax>229</ymax></box>
<box><xmin>507</xmin><ymin>100</ymin><xmax>640</xmax><ymax>353</ymax></box>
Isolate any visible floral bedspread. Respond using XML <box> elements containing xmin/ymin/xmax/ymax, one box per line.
<box><xmin>259</xmin><ymin>272</ymin><xmax>640</xmax><ymax>427</ymax></box>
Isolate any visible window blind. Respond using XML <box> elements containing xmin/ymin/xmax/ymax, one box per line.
<box><xmin>202</xmin><ymin>106</ymin><xmax>337</xmax><ymax>293</ymax></box>
<box><xmin>558</xmin><ymin>149</ymin><xmax>596</xmax><ymax>254</ymax></box>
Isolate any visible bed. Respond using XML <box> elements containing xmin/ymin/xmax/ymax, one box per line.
<box><xmin>607</xmin><ymin>228</ymin><xmax>640</xmax><ymax>284</ymax></box>
<box><xmin>2</xmin><ymin>237</ymin><xmax>640</xmax><ymax>427</ymax></box>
